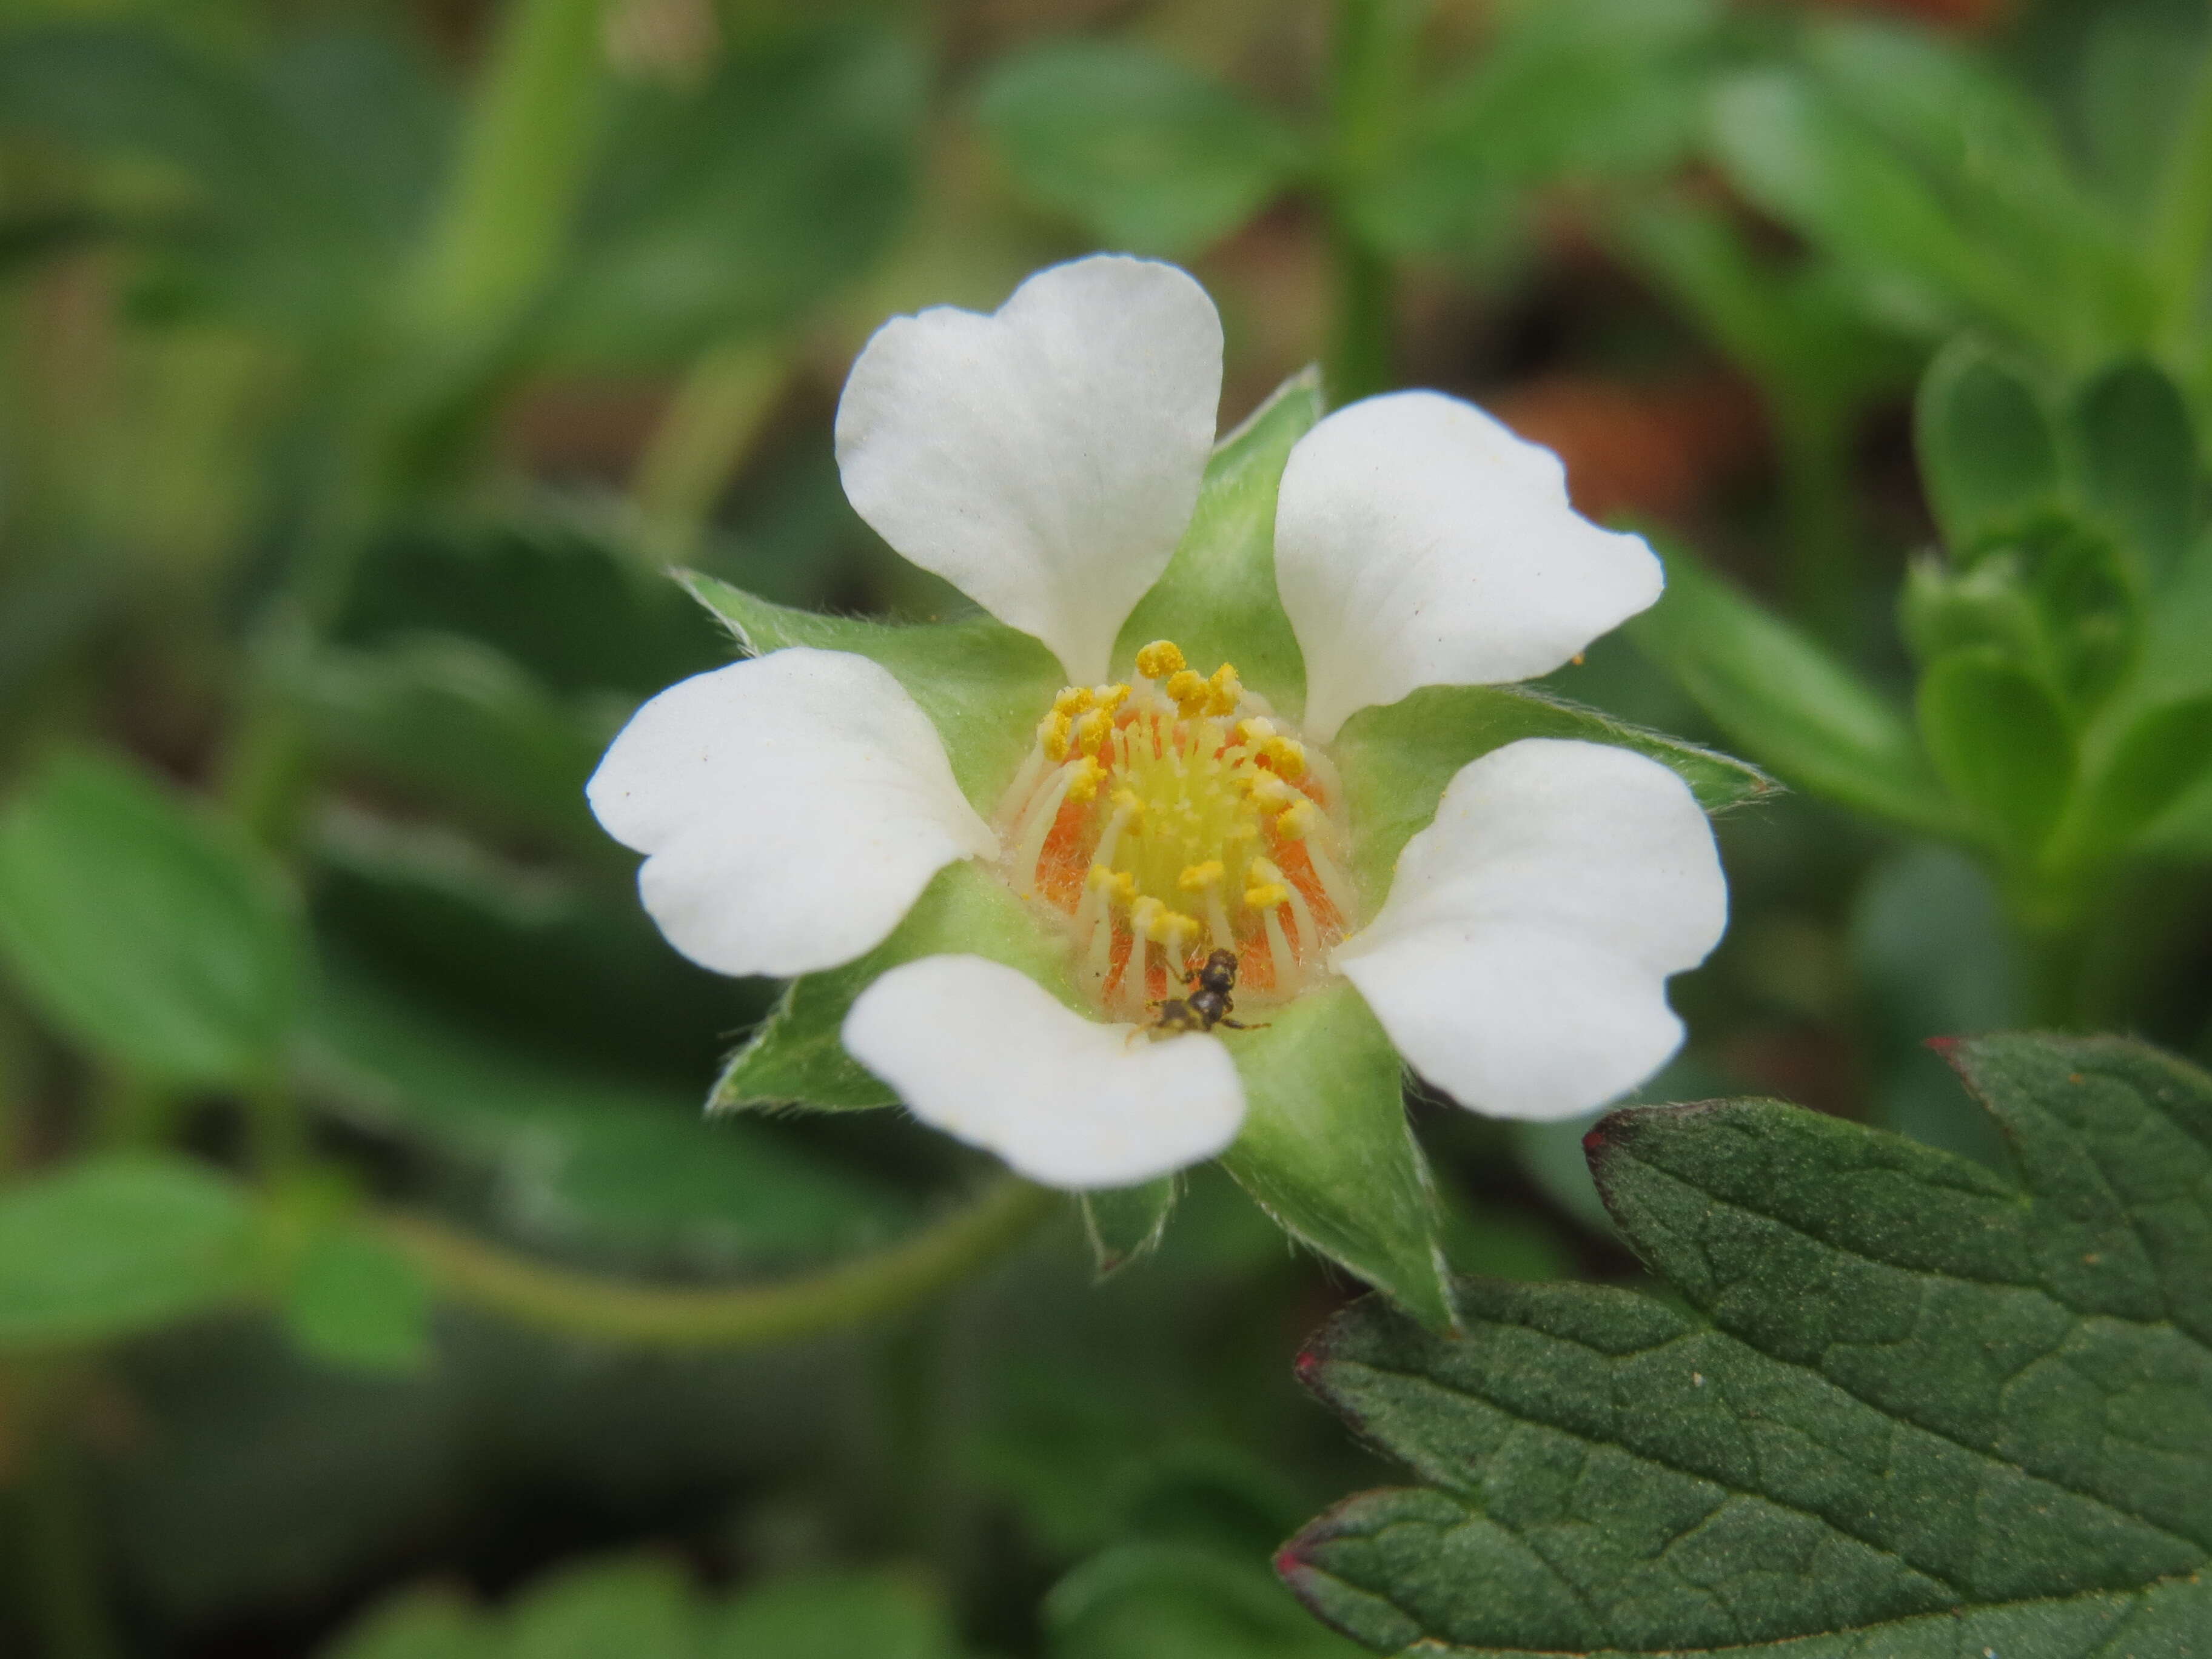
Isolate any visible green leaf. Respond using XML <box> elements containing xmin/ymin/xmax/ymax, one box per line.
<box><xmin>709</xmin><ymin>1569</ymin><xmax>964</xmax><ymax>1659</ymax></box>
<box><xmin>321</xmin><ymin>1589</ymin><xmax>495</xmax><ymax>1659</ymax></box>
<box><xmin>2068</xmin><ymin>358</ymin><xmax>2200</xmax><ymax>586</ymax></box>
<box><xmin>299</xmin><ymin>966</ymin><xmax>905</xmax><ymax>1266</ymax></box>
<box><xmin>976</xmin><ymin>41</ymin><xmax>1305</xmax><ymax>257</ymax></box>
<box><xmin>711</xmin><ymin>860</ymin><xmax>1070</xmax><ymax>1113</ymax></box>
<box><xmin>543</xmin><ymin>25</ymin><xmax>923</xmax><ymax>367</ymax></box>
<box><xmin>682</xmin><ymin>573</ymin><xmax>1065</xmax><ymax>815</ymax></box>
<box><xmin>1627</xmin><ymin>552</ymin><xmax>1953</xmax><ymax>839</ymax></box>
<box><xmin>0</xmin><ymin>1155</ymin><xmax>260</xmax><ymax>1349</ymax></box>
<box><xmin>1050</xmin><ymin>1542</ymin><xmax>1366</xmax><ymax>1659</ymax></box>
<box><xmin>1914</xmin><ymin>339</ymin><xmax>2062</xmax><ymax>558</ymax></box>
<box><xmin>281</xmin><ymin>1225</ymin><xmax>433</xmax><ymax>1376</ymax></box>
<box><xmin>1917</xmin><ymin>647</ymin><xmax>2074</xmax><ymax>860</ymax></box>
<box><xmin>0</xmin><ymin>749</ymin><xmax>308</xmax><ymax>1087</ymax></box>
<box><xmin>287</xmin><ymin>634</ymin><xmax>620</xmax><ymax>854</ymax></box>
<box><xmin>1333</xmin><ymin>681</ymin><xmax>1772</xmax><ymax>909</ymax></box>
<box><xmin>1081</xmin><ymin>1179</ymin><xmax>1178</xmax><ymax>1280</ymax></box>
<box><xmin>509</xmin><ymin>1557</ymin><xmax>697</xmax><ymax>1659</ymax></box>
<box><xmin>1220</xmin><ymin>984</ymin><xmax>1452</xmax><ymax>1330</ymax></box>
<box><xmin>1411</xmin><ymin>0</ymin><xmax>1716</xmax><ymax>187</ymax></box>
<box><xmin>1281</xmin><ymin>1032</ymin><xmax>2212</xmax><ymax>1655</ymax></box>
<box><xmin>1116</xmin><ymin>367</ymin><xmax>1323</xmax><ymax>716</ymax></box>
<box><xmin>2065</xmin><ymin>694</ymin><xmax>2212</xmax><ymax>861</ymax></box>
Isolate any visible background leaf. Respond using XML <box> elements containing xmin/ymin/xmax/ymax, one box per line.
<box><xmin>0</xmin><ymin>749</ymin><xmax>308</xmax><ymax>1087</ymax></box>
<box><xmin>977</xmin><ymin>41</ymin><xmax>1305</xmax><ymax>257</ymax></box>
<box><xmin>0</xmin><ymin>1155</ymin><xmax>260</xmax><ymax>1348</ymax></box>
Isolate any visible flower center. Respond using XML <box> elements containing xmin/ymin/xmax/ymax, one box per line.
<box><xmin>994</xmin><ymin>639</ymin><xmax>1356</xmax><ymax>1021</ymax></box>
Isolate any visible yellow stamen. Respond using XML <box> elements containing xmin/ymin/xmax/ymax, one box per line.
<box><xmin>1244</xmin><ymin>881</ymin><xmax>1291</xmax><ymax>910</ymax></box>
<box><xmin>1039</xmin><ymin>709</ymin><xmax>1073</xmax><ymax>763</ymax></box>
<box><xmin>1164</xmin><ymin>669</ymin><xmax>1210</xmax><ymax>717</ymax></box>
<box><xmin>1177</xmin><ymin>859</ymin><xmax>1224</xmax><ymax>893</ymax></box>
<box><xmin>1204</xmin><ymin>663</ymin><xmax>1242</xmax><ymax>717</ymax></box>
<box><xmin>1134</xmin><ymin>640</ymin><xmax>1185</xmax><ymax>679</ymax></box>
<box><xmin>1276</xmin><ymin>797</ymin><xmax>1317</xmax><ymax>840</ymax></box>
<box><xmin>1052</xmin><ymin>686</ymin><xmax>1094</xmax><ymax>718</ymax></box>
<box><xmin>1261</xmin><ymin>734</ymin><xmax>1306</xmax><ymax>780</ymax></box>
<box><xmin>1093</xmin><ymin>683</ymin><xmax>1131</xmax><ymax>714</ymax></box>
<box><xmin>1233</xmin><ymin>717</ymin><xmax>1275</xmax><ymax>749</ymax></box>
<box><xmin>1065</xmin><ymin>756</ymin><xmax>1107</xmax><ymax>803</ymax></box>
<box><xmin>1071</xmin><ymin>708</ymin><xmax>1113</xmax><ymax>756</ymax></box>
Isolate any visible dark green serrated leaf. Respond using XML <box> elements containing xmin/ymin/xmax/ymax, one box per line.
<box><xmin>976</xmin><ymin>41</ymin><xmax>1305</xmax><ymax>257</ymax></box>
<box><xmin>1917</xmin><ymin>647</ymin><xmax>2074</xmax><ymax>861</ymax></box>
<box><xmin>711</xmin><ymin>860</ymin><xmax>1069</xmax><ymax>1113</ymax></box>
<box><xmin>681</xmin><ymin>572</ymin><xmax>1065</xmax><ymax>815</ymax></box>
<box><xmin>1627</xmin><ymin>551</ymin><xmax>1953</xmax><ymax>840</ymax></box>
<box><xmin>0</xmin><ymin>749</ymin><xmax>308</xmax><ymax>1087</ymax></box>
<box><xmin>1221</xmin><ymin>984</ymin><xmax>1452</xmax><ymax>1331</ymax></box>
<box><xmin>1332</xmin><ymin>682</ymin><xmax>1772</xmax><ymax>910</ymax></box>
<box><xmin>1081</xmin><ymin>1179</ymin><xmax>1178</xmax><ymax>1280</ymax></box>
<box><xmin>0</xmin><ymin>1155</ymin><xmax>261</xmax><ymax>1349</ymax></box>
<box><xmin>1116</xmin><ymin>367</ymin><xmax>1322</xmax><ymax>717</ymax></box>
<box><xmin>1915</xmin><ymin>340</ymin><xmax>2062</xmax><ymax>558</ymax></box>
<box><xmin>1282</xmin><ymin>1032</ymin><xmax>2212</xmax><ymax>1655</ymax></box>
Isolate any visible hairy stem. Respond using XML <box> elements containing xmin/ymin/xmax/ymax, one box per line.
<box><xmin>375</xmin><ymin>1175</ymin><xmax>1057</xmax><ymax>1349</ymax></box>
<box><xmin>1324</xmin><ymin>0</ymin><xmax>1423</xmax><ymax>402</ymax></box>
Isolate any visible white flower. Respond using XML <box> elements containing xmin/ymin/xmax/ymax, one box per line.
<box><xmin>589</xmin><ymin>255</ymin><xmax>1728</xmax><ymax>1193</ymax></box>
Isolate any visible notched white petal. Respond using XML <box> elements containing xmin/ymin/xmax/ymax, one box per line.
<box><xmin>1276</xmin><ymin>390</ymin><xmax>1664</xmax><ymax>742</ymax></box>
<box><xmin>842</xmin><ymin>954</ymin><xmax>1245</xmax><ymax>1188</ymax></box>
<box><xmin>587</xmin><ymin>648</ymin><xmax>994</xmax><ymax>979</ymax></box>
<box><xmin>834</xmin><ymin>255</ymin><xmax>1223</xmax><ymax>685</ymax></box>
<box><xmin>1335</xmin><ymin>738</ymin><xmax>1725</xmax><ymax>1121</ymax></box>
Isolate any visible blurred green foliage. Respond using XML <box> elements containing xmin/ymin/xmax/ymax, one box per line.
<box><xmin>1</xmin><ymin>0</ymin><xmax>2210</xmax><ymax>1654</ymax></box>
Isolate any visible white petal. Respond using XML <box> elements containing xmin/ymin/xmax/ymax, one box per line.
<box><xmin>834</xmin><ymin>255</ymin><xmax>1223</xmax><ymax>684</ymax></box>
<box><xmin>842</xmin><ymin>955</ymin><xmax>1245</xmax><ymax>1188</ymax></box>
<box><xmin>587</xmin><ymin>649</ymin><xmax>994</xmax><ymax>978</ymax></box>
<box><xmin>1335</xmin><ymin>738</ymin><xmax>1725</xmax><ymax>1121</ymax></box>
<box><xmin>1275</xmin><ymin>390</ymin><xmax>1665</xmax><ymax>742</ymax></box>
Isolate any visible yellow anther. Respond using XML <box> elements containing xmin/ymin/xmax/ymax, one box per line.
<box><xmin>1093</xmin><ymin>683</ymin><xmax>1131</xmax><ymax>714</ymax></box>
<box><xmin>1087</xmin><ymin>863</ymin><xmax>1136</xmax><ymax>905</ymax></box>
<box><xmin>1159</xmin><ymin>910</ymin><xmax>1199</xmax><ymax>950</ymax></box>
<box><xmin>1164</xmin><ymin>669</ymin><xmax>1210</xmax><ymax>716</ymax></box>
<box><xmin>1244</xmin><ymin>882</ymin><xmax>1290</xmax><ymax>911</ymax></box>
<box><xmin>1065</xmin><ymin>756</ymin><xmax>1107</xmax><ymax>803</ymax></box>
<box><xmin>1110</xmin><ymin>787</ymin><xmax>1144</xmax><ymax>822</ymax></box>
<box><xmin>1071</xmin><ymin>708</ymin><xmax>1113</xmax><ymax>756</ymax></box>
<box><xmin>1276</xmin><ymin>797</ymin><xmax>1318</xmax><ymax>840</ymax></box>
<box><xmin>1135</xmin><ymin>640</ymin><xmax>1186</xmax><ymax>680</ymax></box>
<box><xmin>1052</xmin><ymin>686</ymin><xmax>1094</xmax><ymax>718</ymax></box>
<box><xmin>1247</xmin><ymin>856</ymin><xmax>1285</xmax><ymax>885</ymax></box>
<box><xmin>1223</xmin><ymin>820</ymin><xmax>1259</xmax><ymax>845</ymax></box>
<box><xmin>1261</xmin><ymin>734</ymin><xmax>1307</xmax><ymax>780</ymax></box>
<box><xmin>1130</xmin><ymin>895</ymin><xmax>1165</xmax><ymax>939</ymax></box>
<box><xmin>1039</xmin><ymin>709</ymin><xmax>1073</xmax><ymax>763</ymax></box>
<box><xmin>1247</xmin><ymin>772</ymin><xmax>1295</xmax><ymax>809</ymax></box>
<box><xmin>1178</xmin><ymin>859</ymin><xmax>1224</xmax><ymax>892</ymax></box>
<box><xmin>1204</xmin><ymin>663</ymin><xmax>1242</xmax><ymax>717</ymax></box>
<box><xmin>1232</xmin><ymin>717</ymin><xmax>1275</xmax><ymax>749</ymax></box>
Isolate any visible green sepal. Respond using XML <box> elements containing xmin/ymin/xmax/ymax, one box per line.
<box><xmin>680</xmin><ymin>571</ymin><xmax>1065</xmax><ymax>813</ymax></box>
<box><xmin>1219</xmin><ymin>983</ymin><xmax>1453</xmax><ymax>1332</ymax></box>
<box><xmin>711</xmin><ymin>860</ymin><xmax>1071</xmax><ymax>1113</ymax></box>
<box><xmin>1628</xmin><ymin>549</ymin><xmax>1959</xmax><ymax>840</ymax></box>
<box><xmin>1917</xmin><ymin>646</ymin><xmax>2073</xmax><ymax>863</ymax></box>
<box><xmin>1115</xmin><ymin>367</ymin><xmax>1322</xmax><ymax>716</ymax></box>
<box><xmin>1079</xmin><ymin>1178</ymin><xmax>1178</xmax><ymax>1280</ymax></box>
<box><xmin>1332</xmin><ymin>683</ymin><xmax>1772</xmax><ymax>907</ymax></box>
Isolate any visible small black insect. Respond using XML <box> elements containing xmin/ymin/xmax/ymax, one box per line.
<box><xmin>1149</xmin><ymin>948</ymin><xmax>1262</xmax><ymax>1036</ymax></box>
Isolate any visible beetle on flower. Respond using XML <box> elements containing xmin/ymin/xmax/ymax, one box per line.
<box><xmin>588</xmin><ymin>255</ymin><xmax>1755</xmax><ymax>1322</ymax></box>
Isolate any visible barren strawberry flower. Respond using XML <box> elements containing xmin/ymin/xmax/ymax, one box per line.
<box><xmin>588</xmin><ymin>255</ymin><xmax>1749</xmax><ymax>1319</ymax></box>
